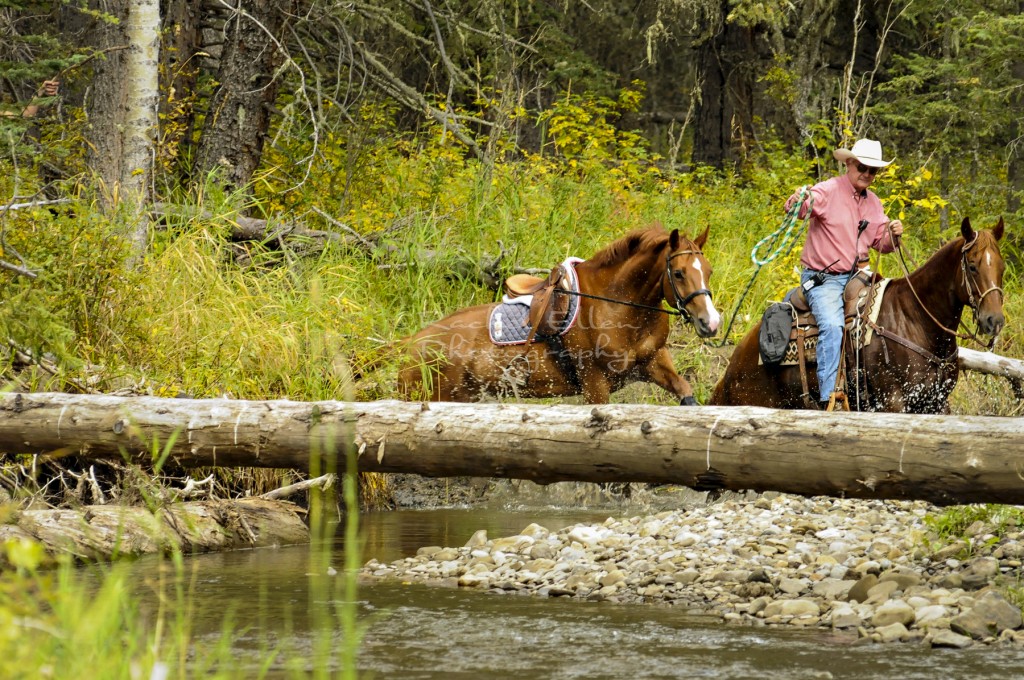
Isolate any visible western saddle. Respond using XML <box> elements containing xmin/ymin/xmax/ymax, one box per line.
<box><xmin>777</xmin><ymin>268</ymin><xmax>881</xmax><ymax>411</ymax></box>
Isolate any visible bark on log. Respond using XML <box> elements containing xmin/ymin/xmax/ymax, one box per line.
<box><xmin>0</xmin><ymin>497</ymin><xmax>309</xmax><ymax>565</ymax></box>
<box><xmin>2</xmin><ymin>393</ymin><xmax>1023</xmax><ymax>506</ymax></box>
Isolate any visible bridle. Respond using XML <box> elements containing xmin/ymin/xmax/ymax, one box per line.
<box><xmin>665</xmin><ymin>248</ymin><xmax>713</xmax><ymax>323</ymax></box>
<box><xmin>959</xmin><ymin>233</ymin><xmax>1004</xmax><ymax>321</ymax></box>
<box><xmin>893</xmin><ymin>230</ymin><xmax>1003</xmax><ymax>349</ymax></box>
<box><xmin>554</xmin><ymin>245</ymin><xmax>713</xmax><ymax>321</ymax></box>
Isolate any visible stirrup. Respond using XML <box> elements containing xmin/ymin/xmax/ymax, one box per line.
<box><xmin>826</xmin><ymin>390</ymin><xmax>850</xmax><ymax>412</ymax></box>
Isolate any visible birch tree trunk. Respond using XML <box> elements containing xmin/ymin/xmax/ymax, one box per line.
<box><xmin>123</xmin><ymin>0</ymin><xmax>160</xmax><ymax>259</ymax></box>
<box><xmin>86</xmin><ymin>0</ymin><xmax>160</xmax><ymax>262</ymax></box>
<box><xmin>3</xmin><ymin>393</ymin><xmax>1024</xmax><ymax>506</ymax></box>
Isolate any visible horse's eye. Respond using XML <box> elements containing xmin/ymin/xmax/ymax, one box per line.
<box><xmin>969</xmin><ymin>263</ymin><xmax>979</xmax><ymax>273</ymax></box>
<box><xmin>673</xmin><ymin>271</ymin><xmax>684</xmax><ymax>279</ymax></box>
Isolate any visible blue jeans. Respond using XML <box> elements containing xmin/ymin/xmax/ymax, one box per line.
<box><xmin>801</xmin><ymin>269</ymin><xmax>851</xmax><ymax>402</ymax></box>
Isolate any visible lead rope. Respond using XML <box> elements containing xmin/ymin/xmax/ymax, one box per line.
<box><xmin>713</xmin><ymin>186</ymin><xmax>813</xmax><ymax>346</ymax></box>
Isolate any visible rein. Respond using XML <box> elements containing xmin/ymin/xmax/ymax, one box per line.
<box><xmin>889</xmin><ymin>228</ymin><xmax>1001</xmax><ymax>349</ymax></box>
<box><xmin>555</xmin><ymin>248</ymin><xmax>712</xmax><ymax>321</ymax></box>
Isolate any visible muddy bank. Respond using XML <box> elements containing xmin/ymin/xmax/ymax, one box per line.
<box><xmin>363</xmin><ymin>493</ymin><xmax>1024</xmax><ymax>648</ymax></box>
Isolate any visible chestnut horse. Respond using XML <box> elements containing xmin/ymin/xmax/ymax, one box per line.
<box><xmin>398</xmin><ymin>226</ymin><xmax>721</xmax><ymax>403</ymax></box>
<box><xmin>711</xmin><ymin>217</ymin><xmax>1006</xmax><ymax>413</ymax></box>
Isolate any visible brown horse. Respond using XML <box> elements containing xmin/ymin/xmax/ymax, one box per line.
<box><xmin>711</xmin><ymin>217</ymin><xmax>1006</xmax><ymax>413</ymax></box>
<box><xmin>397</xmin><ymin>226</ymin><xmax>721</xmax><ymax>404</ymax></box>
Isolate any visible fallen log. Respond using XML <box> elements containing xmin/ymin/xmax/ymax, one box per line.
<box><xmin>2</xmin><ymin>393</ymin><xmax>1023</xmax><ymax>506</ymax></box>
<box><xmin>0</xmin><ymin>497</ymin><xmax>310</xmax><ymax>565</ymax></box>
<box><xmin>959</xmin><ymin>347</ymin><xmax>1024</xmax><ymax>400</ymax></box>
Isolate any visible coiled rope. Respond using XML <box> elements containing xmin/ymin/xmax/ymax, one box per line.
<box><xmin>713</xmin><ymin>186</ymin><xmax>814</xmax><ymax>345</ymax></box>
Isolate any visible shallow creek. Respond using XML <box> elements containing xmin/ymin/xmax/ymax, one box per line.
<box><xmin>123</xmin><ymin>486</ymin><xmax>1023</xmax><ymax>679</ymax></box>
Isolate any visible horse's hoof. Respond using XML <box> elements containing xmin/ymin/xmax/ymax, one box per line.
<box><xmin>680</xmin><ymin>396</ymin><xmax>698</xmax><ymax>406</ymax></box>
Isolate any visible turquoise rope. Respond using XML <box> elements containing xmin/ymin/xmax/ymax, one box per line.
<box><xmin>712</xmin><ymin>186</ymin><xmax>814</xmax><ymax>346</ymax></box>
<box><xmin>751</xmin><ymin>186</ymin><xmax>813</xmax><ymax>266</ymax></box>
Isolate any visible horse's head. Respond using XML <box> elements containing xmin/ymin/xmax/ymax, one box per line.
<box><xmin>958</xmin><ymin>216</ymin><xmax>1006</xmax><ymax>337</ymax></box>
<box><xmin>663</xmin><ymin>227</ymin><xmax>721</xmax><ymax>338</ymax></box>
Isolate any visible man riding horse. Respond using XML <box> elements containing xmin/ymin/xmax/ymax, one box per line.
<box><xmin>786</xmin><ymin>138</ymin><xmax>905</xmax><ymax>408</ymax></box>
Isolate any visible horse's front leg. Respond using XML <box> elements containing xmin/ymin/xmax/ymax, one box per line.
<box><xmin>643</xmin><ymin>347</ymin><xmax>697</xmax><ymax>405</ymax></box>
<box><xmin>580</xmin><ymin>371</ymin><xmax>612</xmax><ymax>404</ymax></box>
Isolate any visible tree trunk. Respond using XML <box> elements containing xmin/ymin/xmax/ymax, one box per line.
<box><xmin>784</xmin><ymin>0</ymin><xmax>840</xmax><ymax>145</ymax></box>
<box><xmin>959</xmin><ymin>347</ymin><xmax>1024</xmax><ymax>400</ymax></box>
<box><xmin>86</xmin><ymin>0</ymin><xmax>131</xmax><ymax>193</ymax></box>
<box><xmin>692</xmin><ymin>14</ymin><xmax>729</xmax><ymax>169</ymax></box>
<box><xmin>158</xmin><ymin>0</ymin><xmax>202</xmax><ymax>182</ymax></box>
<box><xmin>124</xmin><ymin>0</ymin><xmax>160</xmax><ymax>258</ymax></box>
<box><xmin>194</xmin><ymin>0</ymin><xmax>291</xmax><ymax>195</ymax></box>
<box><xmin>1008</xmin><ymin>1</ymin><xmax>1024</xmax><ymax>214</ymax></box>
<box><xmin>691</xmin><ymin>3</ymin><xmax>759</xmax><ymax>169</ymax></box>
<box><xmin>86</xmin><ymin>0</ymin><xmax>160</xmax><ymax>262</ymax></box>
<box><xmin>3</xmin><ymin>393</ymin><xmax>1024</xmax><ymax>506</ymax></box>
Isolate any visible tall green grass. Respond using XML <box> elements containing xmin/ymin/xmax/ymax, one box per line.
<box><xmin>0</xmin><ymin>429</ymin><xmax>367</xmax><ymax>679</ymax></box>
<box><xmin>0</xmin><ymin>543</ymin><xmax>251</xmax><ymax>679</ymax></box>
<box><xmin>2</xmin><ymin>133</ymin><xmax>1020</xmax><ymax>414</ymax></box>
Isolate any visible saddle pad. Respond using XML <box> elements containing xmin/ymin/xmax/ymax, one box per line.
<box><xmin>488</xmin><ymin>258</ymin><xmax>582</xmax><ymax>345</ymax></box>
<box><xmin>857</xmin><ymin>278</ymin><xmax>891</xmax><ymax>347</ymax></box>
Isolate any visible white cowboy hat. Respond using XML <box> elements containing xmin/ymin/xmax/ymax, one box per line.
<box><xmin>833</xmin><ymin>138</ymin><xmax>894</xmax><ymax>168</ymax></box>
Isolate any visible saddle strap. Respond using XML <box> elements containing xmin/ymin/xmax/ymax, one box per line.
<box><xmin>539</xmin><ymin>332</ymin><xmax>582</xmax><ymax>391</ymax></box>
<box><xmin>868</xmin><ymin>322</ymin><xmax>957</xmax><ymax>367</ymax></box>
<box><xmin>523</xmin><ymin>266</ymin><xmax>566</xmax><ymax>345</ymax></box>
<box><xmin>796</xmin><ymin>327</ymin><xmax>815</xmax><ymax>409</ymax></box>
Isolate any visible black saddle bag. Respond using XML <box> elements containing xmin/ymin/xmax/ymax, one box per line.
<box><xmin>759</xmin><ymin>302</ymin><xmax>794</xmax><ymax>365</ymax></box>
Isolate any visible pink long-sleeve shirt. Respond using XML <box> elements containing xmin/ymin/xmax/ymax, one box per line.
<box><xmin>785</xmin><ymin>174</ymin><xmax>897</xmax><ymax>273</ymax></box>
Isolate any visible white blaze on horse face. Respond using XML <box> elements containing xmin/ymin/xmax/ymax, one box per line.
<box><xmin>691</xmin><ymin>259</ymin><xmax>722</xmax><ymax>331</ymax></box>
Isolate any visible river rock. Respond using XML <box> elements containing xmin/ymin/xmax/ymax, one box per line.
<box><xmin>830</xmin><ymin>603</ymin><xmax>862</xmax><ymax>629</ymax></box>
<box><xmin>847</xmin><ymin>574</ymin><xmax>878</xmax><ymax>603</ymax></box>
<box><xmin>465</xmin><ymin>530</ymin><xmax>488</xmax><ymax>548</ymax></box>
<box><xmin>764</xmin><ymin>599</ymin><xmax>819</xmax><ymax>618</ymax></box>
<box><xmin>932</xmin><ymin>540</ymin><xmax>968</xmax><ymax>561</ymax></box>
<box><xmin>929</xmin><ymin>629</ymin><xmax>974</xmax><ymax>648</ymax></box>
<box><xmin>951</xmin><ymin>591</ymin><xmax>1023</xmax><ymax>639</ymax></box>
<box><xmin>434</xmin><ymin>548</ymin><xmax>460</xmax><ymax>561</ymax></box>
<box><xmin>864</xmin><ymin>580</ymin><xmax>900</xmax><ymax>604</ymax></box>
<box><xmin>878</xmin><ymin>568</ymin><xmax>921</xmax><ymax>590</ymax></box>
<box><xmin>416</xmin><ymin>545</ymin><xmax>443</xmax><ymax>557</ymax></box>
<box><xmin>871</xmin><ymin>600</ymin><xmax>916</xmax><ymax>628</ymax></box>
<box><xmin>778</xmin><ymin>577</ymin><xmax>809</xmax><ymax>595</ymax></box>
<box><xmin>520</xmin><ymin>523</ymin><xmax>550</xmax><ymax>539</ymax></box>
<box><xmin>960</xmin><ymin>557</ymin><xmax>1000</xmax><ymax>590</ymax></box>
<box><xmin>361</xmin><ymin>492</ymin><xmax>1022</xmax><ymax>647</ymax></box>
<box><xmin>913</xmin><ymin>604</ymin><xmax>951</xmax><ymax>629</ymax></box>
<box><xmin>875</xmin><ymin>622</ymin><xmax>910</xmax><ymax>643</ymax></box>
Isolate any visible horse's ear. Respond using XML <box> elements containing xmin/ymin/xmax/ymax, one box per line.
<box><xmin>669</xmin><ymin>229</ymin><xmax>680</xmax><ymax>250</ymax></box>
<box><xmin>960</xmin><ymin>217</ymin><xmax>975</xmax><ymax>242</ymax></box>
<box><xmin>694</xmin><ymin>225</ymin><xmax>709</xmax><ymax>249</ymax></box>
<box><xmin>993</xmin><ymin>216</ymin><xmax>1005</xmax><ymax>241</ymax></box>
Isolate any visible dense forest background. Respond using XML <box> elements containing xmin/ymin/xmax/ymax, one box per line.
<box><xmin>1</xmin><ymin>0</ymin><xmax>1022</xmax><ymax>427</ymax></box>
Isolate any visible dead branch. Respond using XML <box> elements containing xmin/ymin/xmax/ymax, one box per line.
<box><xmin>260</xmin><ymin>473</ymin><xmax>336</xmax><ymax>500</ymax></box>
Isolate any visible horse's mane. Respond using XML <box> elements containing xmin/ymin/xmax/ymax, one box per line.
<box><xmin>587</xmin><ymin>226</ymin><xmax>672</xmax><ymax>268</ymax></box>
<box><xmin>904</xmin><ymin>228</ymin><xmax>1001</xmax><ymax>281</ymax></box>
<box><xmin>904</xmin><ymin>235</ymin><xmax>962</xmax><ymax>277</ymax></box>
